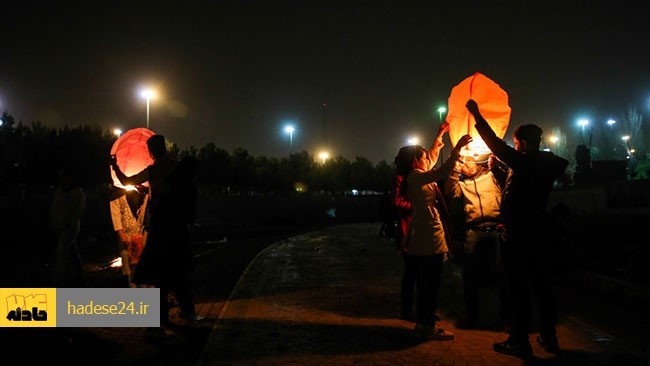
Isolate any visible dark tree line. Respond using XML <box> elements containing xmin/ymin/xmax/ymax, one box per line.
<box><xmin>0</xmin><ymin>113</ymin><xmax>395</xmax><ymax>194</ymax></box>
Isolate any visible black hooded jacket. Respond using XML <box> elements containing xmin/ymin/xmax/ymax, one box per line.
<box><xmin>474</xmin><ymin>118</ymin><xmax>569</xmax><ymax>230</ymax></box>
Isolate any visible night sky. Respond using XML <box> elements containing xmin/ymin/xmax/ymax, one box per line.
<box><xmin>1</xmin><ymin>1</ymin><xmax>649</xmax><ymax>163</ymax></box>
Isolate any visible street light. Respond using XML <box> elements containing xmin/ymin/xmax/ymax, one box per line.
<box><xmin>437</xmin><ymin>106</ymin><xmax>447</xmax><ymax>123</ymax></box>
<box><xmin>139</xmin><ymin>88</ymin><xmax>157</xmax><ymax>129</ymax></box>
<box><xmin>548</xmin><ymin>135</ymin><xmax>559</xmax><ymax>144</ymax></box>
<box><xmin>318</xmin><ymin>151</ymin><xmax>330</xmax><ymax>164</ymax></box>
<box><xmin>113</xmin><ymin>128</ymin><xmax>123</xmax><ymax>137</ymax></box>
<box><xmin>622</xmin><ymin>135</ymin><xmax>631</xmax><ymax>156</ymax></box>
<box><xmin>607</xmin><ymin>119</ymin><xmax>616</xmax><ymax>126</ymax></box>
<box><xmin>407</xmin><ymin>136</ymin><xmax>419</xmax><ymax>145</ymax></box>
<box><xmin>284</xmin><ymin>125</ymin><xmax>295</xmax><ymax>147</ymax></box>
<box><xmin>577</xmin><ymin>119</ymin><xmax>589</xmax><ymax>132</ymax></box>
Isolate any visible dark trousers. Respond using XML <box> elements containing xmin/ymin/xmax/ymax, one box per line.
<box><xmin>462</xmin><ymin>227</ymin><xmax>510</xmax><ymax>324</ymax></box>
<box><xmin>401</xmin><ymin>252</ymin><xmax>418</xmax><ymax>317</ymax></box>
<box><xmin>503</xmin><ymin>238</ymin><xmax>557</xmax><ymax>344</ymax></box>
<box><xmin>415</xmin><ymin>253</ymin><xmax>445</xmax><ymax>327</ymax></box>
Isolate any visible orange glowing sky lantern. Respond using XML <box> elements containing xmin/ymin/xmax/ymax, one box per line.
<box><xmin>446</xmin><ymin>72</ymin><xmax>511</xmax><ymax>157</ymax></box>
<box><xmin>110</xmin><ymin>128</ymin><xmax>155</xmax><ymax>189</ymax></box>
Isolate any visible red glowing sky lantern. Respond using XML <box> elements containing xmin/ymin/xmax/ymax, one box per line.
<box><xmin>110</xmin><ymin>128</ymin><xmax>155</xmax><ymax>188</ymax></box>
<box><xmin>446</xmin><ymin>72</ymin><xmax>511</xmax><ymax>157</ymax></box>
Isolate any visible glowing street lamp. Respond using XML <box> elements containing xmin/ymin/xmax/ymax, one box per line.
<box><xmin>113</xmin><ymin>128</ymin><xmax>123</xmax><ymax>137</ymax></box>
<box><xmin>607</xmin><ymin>119</ymin><xmax>616</xmax><ymax>126</ymax></box>
<box><xmin>548</xmin><ymin>135</ymin><xmax>559</xmax><ymax>144</ymax></box>
<box><xmin>407</xmin><ymin>136</ymin><xmax>419</xmax><ymax>145</ymax></box>
<box><xmin>139</xmin><ymin>88</ymin><xmax>157</xmax><ymax>129</ymax></box>
<box><xmin>622</xmin><ymin>135</ymin><xmax>630</xmax><ymax>142</ymax></box>
<box><xmin>318</xmin><ymin>151</ymin><xmax>330</xmax><ymax>164</ymax></box>
<box><xmin>284</xmin><ymin>125</ymin><xmax>295</xmax><ymax>147</ymax></box>
<box><xmin>437</xmin><ymin>106</ymin><xmax>447</xmax><ymax>123</ymax></box>
<box><xmin>577</xmin><ymin>119</ymin><xmax>589</xmax><ymax>132</ymax></box>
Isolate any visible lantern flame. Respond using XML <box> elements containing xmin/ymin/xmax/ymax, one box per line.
<box><xmin>109</xmin><ymin>257</ymin><xmax>122</xmax><ymax>268</ymax></box>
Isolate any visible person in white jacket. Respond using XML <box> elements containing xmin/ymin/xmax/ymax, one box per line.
<box><xmin>444</xmin><ymin>154</ymin><xmax>510</xmax><ymax>330</ymax></box>
<box><xmin>396</xmin><ymin>134</ymin><xmax>472</xmax><ymax>341</ymax></box>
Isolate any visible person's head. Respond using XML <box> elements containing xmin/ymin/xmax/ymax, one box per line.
<box><xmin>513</xmin><ymin>124</ymin><xmax>543</xmax><ymax>153</ymax></box>
<box><xmin>394</xmin><ymin>145</ymin><xmax>428</xmax><ymax>177</ymax></box>
<box><xmin>460</xmin><ymin>156</ymin><xmax>479</xmax><ymax>177</ymax></box>
<box><xmin>146</xmin><ymin>135</ymin><xmax>167</xmax><ymax>159</ymax></box>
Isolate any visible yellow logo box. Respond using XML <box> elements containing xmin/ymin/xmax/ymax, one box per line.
<box><xmin>0</xmin><ymin>288</ymin><xmax>57</xmax><ymax>327</ymax></box>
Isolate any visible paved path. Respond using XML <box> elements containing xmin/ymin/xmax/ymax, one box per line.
<box><xmin>199</xmin><ymin>223</ymin><xmax>650</xmax><ymax>365</ymax></box>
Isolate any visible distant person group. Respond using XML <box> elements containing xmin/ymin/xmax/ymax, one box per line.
<box><xmin>391</xmin><ymin>99</ymin><xmax>568</xmax><ymax>358</ymax></box>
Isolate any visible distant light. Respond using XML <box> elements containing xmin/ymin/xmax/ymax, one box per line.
<box><xmin>543</xmin><ymin>148</ymin><xmax>551</xmax><ymax>152</ymax></box>
<box><xmin>630</xmin><ymin>149</ymin><xmax>636</xmax><ymax>154</ymax></box>
<box><xmin>548</xmin><ymin>135</ymin><xmax>559</xmax><ymax>144</ymax></box>
<box><xmin>140</xmin><ymin>88</ymin><xmax>156</xmax><ymax>100</ymax></box>
<box><xmin>622</xmin><ymin>135</ymin><xmax>630</xmax><ymax>142</ymax></box>
<box><xmin>407</xmin><ymin>136</ymin><xmax>419</xmax><ymax>145</ymax></box>
<box><xmin>0</xmin><ymin>118</ymin><xmax>3</xmax><ymax>126</ymax></box>
<box><xmin>607</xmin><ymin>119</ymin><xmax>616</xmax><ymax>126</ymax></box>
<box><xmin>577</xmin><ymin>119</ymin><xmax>589</xmax><ymax>128</ymax></box>
<box><xmin>318</xmin><ymin>151</ymin><xmax>330</xmax><ymax>164</ymax></box>
<box><xmin>437</xmin><ymin>106</ymin><xmax>447</xmax><ymax>114</ymax></box>
<box><xmin>113</xmin><ymin>128</ymin><xmax>123</xmax><ymax>137</ymax></box>
<box><xmin>351</xmin><ymin>189</ymin><xmax>359</xmax><ymax>196</ymax></box>
<box><xmin>284</xmin><ymin>125</ymin><xmax>295</xmax><ymax>134</ymax></box>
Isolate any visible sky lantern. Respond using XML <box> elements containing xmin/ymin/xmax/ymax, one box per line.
<box><xmin>110</xmin><ymin>127</ymin><xmax>155</xmax><ymax>189</ymax></box>
<box><xmin>446</xmin><ymin>72</ymin><xmax>511</xmax><ymax>157</ymax></box>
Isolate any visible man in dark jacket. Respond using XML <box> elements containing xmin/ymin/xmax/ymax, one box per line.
<box><xmin>466</xmin><ymin>99</ymin><xmax>569</xmax><ymax>357</ymax></box>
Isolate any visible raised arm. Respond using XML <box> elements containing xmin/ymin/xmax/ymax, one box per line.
<box><xmin>110</xmin><ymin>154</ymin><xmax>150</xmax><ymax>186</ymax></box>
<box><xmin>428</xmin><ymin>121</ymin><xmax>449</xmax><ymax>166</ymax></box>
<box><xmin>410</xmin><ymin>134</ymin><xmax>472</xmax><ymax>186</ymax></box>
<box><xmin>466</xmin><ymin>99</ymin><xmax>523</xmax><ymax>169</ymax></box>
<box><xmin>488</xmin><ymin>154</ymin><xmax>508</xmax><ymax>189</ymax></box>
<box><xmin>443</xmin><ymin>159</ymin><xmax>464</xmax><ymax>199</ymax></box>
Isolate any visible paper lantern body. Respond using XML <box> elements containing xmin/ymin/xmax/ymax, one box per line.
<box><xmin>110</xmin><ymin>128</ymin><xmax>155</xmax><ymax>188</ymax></box>
<box><xmin>447</xmin><ymin>72</ymin><xmax>511</xmax><ymax>156</ymax></box>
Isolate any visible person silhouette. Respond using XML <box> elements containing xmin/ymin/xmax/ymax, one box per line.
<box><xmin>466</xmin><ymin>99</ymin><xmax>569</xmax><ymax>357</ymax></box>
<box><xmin>50</xmin><ymin>167</ymin><xmax>86</xmax><ymax>287</ymax></box>
<box><xmin>395</xmin><ymin>133</ymin><xmax>472</xmax><ymax>341</ymax></box>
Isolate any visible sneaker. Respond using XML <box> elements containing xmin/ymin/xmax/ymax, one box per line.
<box><xmin>493</xmin><ymin>339</ymin><xmax>532</xmax><ymax>357</ymax></box>
<box><xmin>536</xmin><ymin>335</ymin><xmax>559</xmax><ymax>353</ymax></box>
<box><xmin>414</xmin><ymin>324</ymin><xmax>455</xmax><ymax>341</ymax></box>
